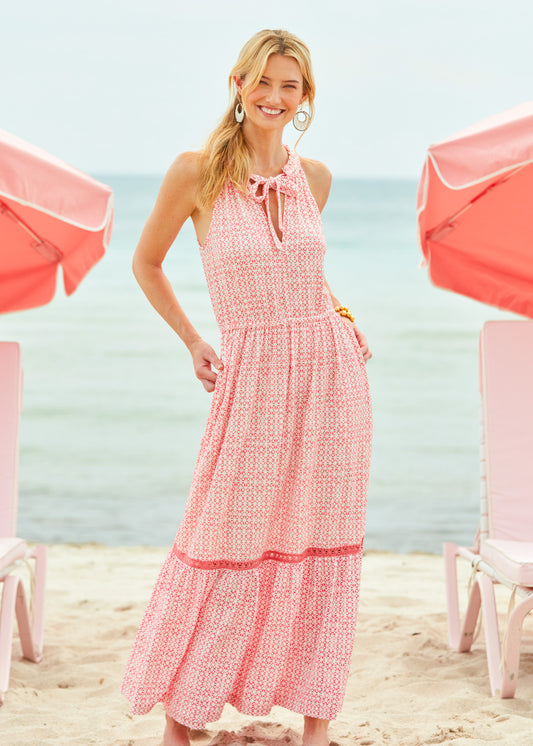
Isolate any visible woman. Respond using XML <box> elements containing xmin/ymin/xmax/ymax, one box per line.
<box><xmin>121</xmin><ymin>28</ymin><xmax>373</xmax><ymax>746</ymax></box>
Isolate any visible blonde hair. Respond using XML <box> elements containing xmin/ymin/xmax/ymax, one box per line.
<box><xmin>198</xmin><ymin>29</ymin><xmax>316</xmax><ymax>208</ymax></box>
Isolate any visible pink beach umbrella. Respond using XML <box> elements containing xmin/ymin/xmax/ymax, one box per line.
<box><xmin>0</xmin><ymin>129</ymin><xmax>114</xmax><ymax>313</ymax></box>
<box><xmin>416</xmin><ymin>102</ymin><xmax>533</xmax><ymax>318</ymax></box>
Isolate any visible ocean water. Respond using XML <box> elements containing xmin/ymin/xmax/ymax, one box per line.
<box><xmin>1</xmin><ymin>174</ymin><xmax>519</xmax><ymax>553</ymax></box>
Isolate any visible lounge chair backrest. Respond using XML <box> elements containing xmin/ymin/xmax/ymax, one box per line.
<box><xmin>0</xmin><ymin>342</ymin><xmax>22</xmax><ymax>537</ymax></box>
<box><xmin>479</xmin><ymin>321</ymin><xmax>533</xmax><ymax>542</ymax></box>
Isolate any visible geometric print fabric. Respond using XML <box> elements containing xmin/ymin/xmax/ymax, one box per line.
<box><xmin>120</xmin><ymin>144</ymin><xmax>373</xmax><ymax>727</ymax></box>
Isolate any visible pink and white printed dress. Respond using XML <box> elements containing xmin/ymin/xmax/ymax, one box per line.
<box><xmin>120</xmin><ymin>144</ymin><xmax>373</xmax><ymax>728</ymax></box>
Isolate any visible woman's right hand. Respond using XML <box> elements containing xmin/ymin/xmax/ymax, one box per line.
<box><xmin>188</xmin><ymin>338</ymin><xmax>224</xmax><ymax>393</ymax></box>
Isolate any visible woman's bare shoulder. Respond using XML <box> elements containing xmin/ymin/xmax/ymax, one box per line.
<box><xmin>299</xmin><ymin>156</ymin><xmax>332</xmax><ymax>183</ymax></box>
<box><xmin>299</xmin><ymin>155</ymin><xmax>333</xmax><ymax>211</ymax></box>
<box><xmin>154</xmin><ymin>150</ymin><xmax>207</xmax><ymax>216</ymax></box>
<box><xmin>164</xmin><ymin>149</ymin><xmax>205</xmax><ymax>188</ymax></box>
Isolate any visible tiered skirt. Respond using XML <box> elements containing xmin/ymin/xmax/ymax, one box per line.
<box><xmin>121</xmin><ymin>310</ymin><xmax>372</xmax><ymax>728</ymax></box>
<box><xmin>120</xmin><ymin>548</ymin><xmax>363</xmax><ymax>728</ymax></box>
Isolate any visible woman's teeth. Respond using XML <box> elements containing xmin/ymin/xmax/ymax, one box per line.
<box><xmin>259</xmin><ymin>106</ymin><xmax>283</xmax><ymax>115</ymax></box>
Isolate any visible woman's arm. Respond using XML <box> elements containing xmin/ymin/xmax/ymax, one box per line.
<box><xmin>132</xmin><ymin>151</ymin><xmax>224</xmax><ymax>391</ymax></box>
<box><xmin>132</xmin><ymin>151</ymin><xmax>202</xmax><ymax>350</ymax></box>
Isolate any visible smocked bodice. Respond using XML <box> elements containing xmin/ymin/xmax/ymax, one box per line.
<box><xmin>198</xmin><ymin>144</ymin><xmax>334</xmax><ymax>333</ymax></box>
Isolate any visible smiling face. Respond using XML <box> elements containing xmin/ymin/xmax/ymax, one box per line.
<box><xmin>235</xmin><ymin>53</ymin><xmax>306</xmax><ymax>132</ymax></box>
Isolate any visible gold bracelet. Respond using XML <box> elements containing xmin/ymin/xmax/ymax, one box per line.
<box><xmin>334</xmin><ymin>305</ymin><xmax>355</xmax><ymax>323</ymax></box>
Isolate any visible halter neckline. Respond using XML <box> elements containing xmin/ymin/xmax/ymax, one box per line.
<box><xmin>247</xmin><ymin>145</ymin><xmax>299</xmax><ymax>251</ymax></box>
<box><xmin>249</xmin><ymin>144</ymin><xmax>297</xmax><ymax>182</ymax></box>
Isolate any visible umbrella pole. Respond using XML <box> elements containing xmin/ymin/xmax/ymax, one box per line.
<box><xmin>0</xmin><ymin>200</ymin><xmax>63</xmax><ymax>262</ymax></box>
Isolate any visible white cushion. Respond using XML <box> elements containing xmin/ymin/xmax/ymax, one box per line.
<box><xmin>480</xmin><ymin>539</ymin><xmax>533</xmax><ymax>587</ymax></box>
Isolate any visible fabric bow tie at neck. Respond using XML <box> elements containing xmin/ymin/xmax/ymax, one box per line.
<box><xmin>248</xmin><ymin>172</ymin><xmax>298</xmax><ymax>248</ymax></box>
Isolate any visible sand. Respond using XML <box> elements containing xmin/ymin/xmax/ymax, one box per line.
<box><xmin>1</xmin><ymin>545</ymin><xmax>532</xmax><ymax>746</ymax></box>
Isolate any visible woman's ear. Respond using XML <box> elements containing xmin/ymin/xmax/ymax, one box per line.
<box><xmin>234</xmin><ymin>74</ymin><xmax>243</xmax><ymax>94</ymax></box>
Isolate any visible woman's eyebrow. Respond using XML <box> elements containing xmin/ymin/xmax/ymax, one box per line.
<box><xmin>260</xmin><ymin>75</ymin><xmax>301</xmax><ymax>83</ymax></box>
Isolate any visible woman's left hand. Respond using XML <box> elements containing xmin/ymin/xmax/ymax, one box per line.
<box><xmin>342</xmin><ymin>317</ymin><xmax>372</xmax><ymax>362</ymax></box>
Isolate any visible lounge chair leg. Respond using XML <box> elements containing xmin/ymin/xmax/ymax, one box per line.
<box><xmin>500</xmin><ymin>594</ymin><xmax>533</xmax><ymax>698</ymax></box>
<box><xmin>27</xmin><ymin>545</ymin><xmax>47</xmax><ymax>659</ymax></box>
<box><xmin>444</xmin><ymin>542</ymin><xmax>461</xmax><ymax>648</ymax></box>
<box><xmin>478</xmin><ymin>574</ymin><xmax>502</xmax><ymax>696</ymax></box>
<box><xmin>0</xmin><ymin>575</ymin><xmax>20</xmax><ymax>702</ymax></box>
<box><xmin>14</xmin><ymin>578</ymin><xmax>39</xmax><ymax>663</ymax></box>
<box><xmin>444</xmin><ymin>543</ymin><xmax>481</xmax><ymax>651</ymax></box>
<box><xmin>0</xmin><ymin>547</ymin><xmax>47</xmax><ymax>704</ymax></box>
<box><xmin>458</xmin><ymin>577</ymin><xmax>482</xmax><ymax>653</ymax></box>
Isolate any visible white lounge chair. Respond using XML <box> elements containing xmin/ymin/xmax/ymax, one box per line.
<box><xmin>444</xmin><ymin>320</ymin><xmax>533</xmax><ymax>697</ymax></box>
<box><xmin>0</xmin><ymin>341</ymin><xmax>47</xmax><ymax>704</ymax></box>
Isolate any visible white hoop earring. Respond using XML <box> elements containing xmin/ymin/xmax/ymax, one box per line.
<box><xmin>293</xmin><ymin>107</ymin><xmax>310</xmax><ymax>132</ymax></box>
<box><xmin>235</xmin><ymin>102</ymin><xmax>245</xmax><ymax>123</ymax></box>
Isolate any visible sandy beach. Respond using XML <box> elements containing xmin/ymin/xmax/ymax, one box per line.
<box><xmin>2</xmin><ymin>546</ymin><xmax>532</xmax><ymax>746</ymax></box>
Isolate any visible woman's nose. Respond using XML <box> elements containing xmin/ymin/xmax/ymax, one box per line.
<box><xmin>265</xmin><ymin>87</ymin><xmax>283</xmax><ymax>105</ymax></box>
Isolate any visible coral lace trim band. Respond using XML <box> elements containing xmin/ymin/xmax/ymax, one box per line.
<box><xmin>171</xmin><ymin>543</ymin><xmax>363</xmax><ymax>571</ymax></box>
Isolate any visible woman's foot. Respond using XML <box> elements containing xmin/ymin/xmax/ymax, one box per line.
<box><xmin>163</xmin><ymin>713</ymin><xmax>190</xmax><ymax>746</ymax></box>
<box><xmin>303</xmin><ymin>716</ymin><xmax>330</xmax><ymax>746</ymax></box>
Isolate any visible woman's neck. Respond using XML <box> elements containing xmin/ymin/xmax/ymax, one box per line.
<box><xmin>242</xmin><ymin>126</ymin><xmax>288</xmax><ymax>177</ymax></box>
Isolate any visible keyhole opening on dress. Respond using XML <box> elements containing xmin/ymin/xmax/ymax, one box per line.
<box><xmin>261</xmin><ymin>188</ymin><xmax>285</xmax><ymax>243</ymax></box>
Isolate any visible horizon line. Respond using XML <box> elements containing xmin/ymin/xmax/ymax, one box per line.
<box><xmin>90</xmin><ymin>171</ymin><xmax>420</xmax><ymax>182</ymax></box>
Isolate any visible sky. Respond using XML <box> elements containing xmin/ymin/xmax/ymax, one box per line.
<box><xmin>2</xmin><ymin>0</ymin><xmax>533</xmax><ymax>178</ymax></box>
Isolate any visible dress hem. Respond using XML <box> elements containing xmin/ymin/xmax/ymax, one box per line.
<box><xmin>121</xmin><ymin>693</ymin><xmax>345</xmax><ymax>730</ymax></box>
